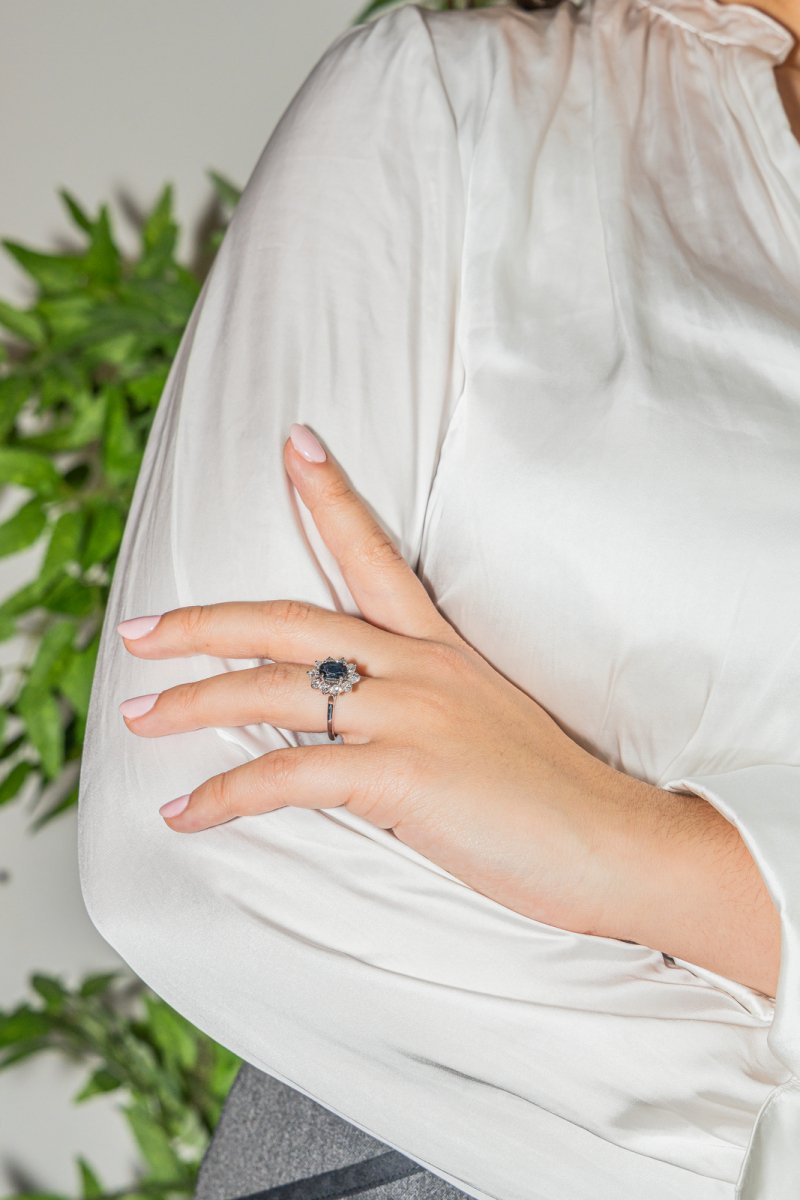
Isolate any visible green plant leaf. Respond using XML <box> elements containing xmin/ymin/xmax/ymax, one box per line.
<box><xmin>0</xmin><ymin>613</ymin><xmax>18</xmax><ymax>641</ymax></box>
<box><xmin>102</xmin><ymin>387</ymin><xmax>143</xmax><ymax>483</ymax></box>
<box><xmin>0</xmin><ymin>731</ymin><xmax>25</xmax><ymax>761</ymax></box>
<box><xmin>172</xmin><ymin>1105</ymin><xmax>208</xmax><ymax>1159</ymax></box>
<box><xmin>0</xmin><ymin>759</ymin><xmax>35</xmax><ymax>806</ymax></box>
<box><xmin>140</xmin><ymin>185</ymin><xmax>177</xmax><ymax>257</ymax></box>
<box><xmin>31</xmin><ymin>973</ymin><xmax>68</xmax><ymax>1013</ymax></box>
<box><xmin>23</xmin><ymin>617</ymin><xmax>76</xmax><ymax>691</ymax></box>
<box><xmin>39</xmin><ymin>368</ymin><xmax>84</xmax><ymax>409</ymax></box>
<box><xmin>40</xmin><ymin>575</ymin><xmax>97</xmax><ymax>616</ymax></box>
<box><xmin>0</xmin><ymin>573</ymin><xmax>50</xmax><ymax>620</ymax></box>
<box><xmin>15</xmin><ymin>689</ymin><xmax>63</xmax><ymax>779</ymax></box>
<box><xmin>127</xmin><ymin>367</ymin><xmax>169</xmax><ymax>409</ymax></box>
<box><xmin>0</xmin><ymin>447</ymin><xmax>63</xmax><ymax>497</ymax></box>
<box><xmin>0</xmin><ymin>297</ymin><xmax>46</xmax><ymax>346</ymax></box>
<box><xmin>142</xmin><ymin>995</ymin><xmax>199</xmax><ymax>1073</ymax></box>
<box><xmin>0</xmin><ymin>1005</ymin><xmax>53</xmax><ymax>1047</ymax></box>
<box><xmin>207</xmin><ymin>1040</ymin><xmax>243</xmax><ymax>1102</ymax></box>
<box><xmin>2</xmin><ymin>240</ymin><xmax>88</xmax><ymax>295</ymax></box>
<box><xmin>81</xmin><ymin>504</ymin><xmax>123</xmax><ymax>566</ymax></box>
<box><xmin>58</xmin><ymin>188</ymin><xmax>94</xmax><ymax>235</ymax></box>
<box><xmin>135</xmin><ymin>186</ymin><xmax>180</xmax><ymax>281</ymax></box>
<box><xmin>207</xmin><ymin>171</ymin><xmax>241</xmax><ymax>211</ymax></box>
<box><xmin>37</xmin><ymin>293</ymin><xmax>95</xmax><ymax>340</ymax></box>
<box><xmin>78</xmin><ymin>971</ymin><xmax>122</xmax><ymax>999</ymax></box>
<box><xmin>40</xmin><ymin>510</ymin><xmax>86</xmax><ymax>582</ymax></box>
<box><xmin>75</xmin><ymin>1156</ymin><xmax>103</xmax><ymax>1200</ymax></box>
<box><xmin>0</xmin><ymin>374</ymin><xmax>33</xmax><ymax>439</ymax></box>
<box><xmin>19</xmin><ymin>391</ymin><xmax>108</xmax><ymax>452</ymax></box>
<box><xmin>124</xmin><ymin>1100</ymin><xmax>184</xmax><ymax>1181</ymax></box>
<box><xmin>0</xmin><ymin>1038</ymin><xmax>50</xmax><ymax>1069</ymax></box>
<box><xmin>0</xmin><ymin>496</ymin><xmax>47</xmax><ymax>558</ymax></box>
<box><xmin>350</xmin><ymin>0</ymin><xmax>409</xmax><ymax>24</ymax></box>
<box><xmin>73</xmin><ymin>1065</ymin><xmax>122</xmax><ymax>1103</ymax></box>
<box><xmin>58</xmin><ymin>632</ymin><xmax>100</xmax><ymax>720</ymax></box>
<box><xmin>85</xmin><ymin>204</ymin><xmax>122</xmax><ymax>287</ymax></box>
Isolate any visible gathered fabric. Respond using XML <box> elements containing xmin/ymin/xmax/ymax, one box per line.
<box><xmin>78</xmin><ymin>2</ymin><xmax>800</xmax><ymax>1196</ymax></box>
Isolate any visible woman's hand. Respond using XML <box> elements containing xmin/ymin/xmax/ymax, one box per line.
<box><xmin>117</xmin><ymin>424</ymin><xmax>650</xmax><ymax>939</ymax></box>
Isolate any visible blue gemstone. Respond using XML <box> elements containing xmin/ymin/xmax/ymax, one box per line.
<box><xmin>319</xmin><ymin>660</ymin><xmax>347</xmax><ymax>683</ymax></box>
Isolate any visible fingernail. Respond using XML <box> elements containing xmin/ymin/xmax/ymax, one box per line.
<box><xmin>118</xmin><ymin>614</ymin><xmax>162</xmax><ymax>639</ymax></box>
<box><xmin>289</xmin><ymin>423</ymin><xmax>326</xmax><ymax>463</ymax></box>
<box><xmin>119</xmin><ymin>693</ymin><xmax>160</xmax><ymax>719</ymax></box>
<box><xmin>160</xmin><ymin>794</ymin><xmax>191</xmax><ymax>819</ymax></box>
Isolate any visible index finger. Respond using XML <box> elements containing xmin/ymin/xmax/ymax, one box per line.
<box><xmin>116</xmin><ymin>598</ymin><xmax>395</xmax><ymax>677</ymax></box>
<box><xmin>284</xmin><ymin>426</ymin><xmax>453</xmax><ymax>643</ymax></box>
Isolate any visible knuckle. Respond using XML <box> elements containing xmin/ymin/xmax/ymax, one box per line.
<box><xmin>355</xmin><ymin>526</ymin><xmax>404</xmax><ymax>571</ymax></box>
<box><xmin>255</xmin><ymin>661</ymin><xmax>296</xmax><ymax>704</ymax></box>
<box><xmin>404</xmin><ymin>642</ymin><xmax>469</xmax><ymax>726</ymax></box>
<box><xmin>355</xmin><ymin>748</ymin><xmax>418</xmax><ymax>827</ymax></box>
<box><xmin>270</xmin><ymin>597</ymin><xmax>312</xmax><ymax>633</ymax></box>
<box><xmin>423</xmin><ymin>638</ymin><xmax>470</xmax><ymax>677</ymax></box>
<box><xmin>206</xmin><ymin>771</ymin><xmax>238</xmax><ymax>820</ymax></box>
<box><xmin>319</xmin><ymin>473</ymin><xmax>353</xmax><ymax>509</ymax></box>
<box><xmin>263</xmin><ymin>748</ymin><xmax>297</xmax><ymax>794</ymax></box>
<box><xmin>173</xmin><ymin>679</ymin><xmax>202</xmax><ymax>717</ymax></box>
<box><xmin>178</xmin><ymin>604</ymin><xmax>213</xmax><ymax>642</ymax></box>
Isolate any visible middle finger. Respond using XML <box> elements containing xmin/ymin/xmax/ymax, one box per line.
<box><xmin>119</xmin><ymin>659</ymin><xmax>396</xmax><ymax>741</ymax></box>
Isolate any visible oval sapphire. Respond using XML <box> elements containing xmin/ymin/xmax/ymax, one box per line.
<box><xmin>319</xmin><ymin>659</ymin><xmax>348</xmax><ymax>684</ymax></box>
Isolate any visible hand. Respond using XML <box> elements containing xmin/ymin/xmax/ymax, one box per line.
<box><xmin>117</xmin><ymin>424</ymin><xmax>645</xmax><ymax>937</ymax></box>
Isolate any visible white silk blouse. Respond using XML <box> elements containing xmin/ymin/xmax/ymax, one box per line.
<box><xmin>77</xmin><ymin>1</ymin><xmax>800</xmax><ymax>1196</ymax></box>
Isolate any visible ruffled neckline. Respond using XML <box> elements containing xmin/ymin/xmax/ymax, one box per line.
<box><xmin>570</xmin><ymin>0</ymin><xmax>796</xmax><ymax>63</ymax></box>
<box><xmin>579</xmin><ymin>0</ymin><xmax>800</xmax><ymax>200</ymax></box>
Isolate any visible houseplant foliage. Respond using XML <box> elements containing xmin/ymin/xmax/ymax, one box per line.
<box><xmin>0</xmin><ymin>970</ymin><xmax>241</xmax><ymax>1200</ymax></box>
<box><xmin>0</xmin><ymin>173</ymin><xmax>238</xmax><ymax>832</ymax></box>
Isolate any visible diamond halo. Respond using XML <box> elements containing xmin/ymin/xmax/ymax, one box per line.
<box><xmin>306</xmin><ymin>656</ymin><xmax>361</xmax><ymax>696</ymax></box>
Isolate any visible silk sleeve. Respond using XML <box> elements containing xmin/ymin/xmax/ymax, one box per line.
<box><xmin>662</xmin><ymin>766</ymin><xmax>800</xmax><ymax>1198</ymax></box>
<box><xmin>77</xmin><ymin>0</ymin><xmax>473</xmax><ymax>1145</ymax></box>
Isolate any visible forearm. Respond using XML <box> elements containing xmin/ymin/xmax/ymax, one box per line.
<box><xmin>591</xmin><ymin>767</ymin><xmax>781</xmax><ymax>998</ymax></box>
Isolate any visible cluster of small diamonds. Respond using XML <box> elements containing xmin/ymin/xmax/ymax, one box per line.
<box><xmin>307</xmin><ymin>656</ymin><xmax>361</xmax><ymax>696</ymax></box>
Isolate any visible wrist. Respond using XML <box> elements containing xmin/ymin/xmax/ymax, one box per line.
<box><xmin>586</xmin><ymin>767</ymin><xmax>781</xmax><ymax>996</ymax></box>
<box><xmin>579</xmin><ymin>759</ymin><xmax>668</xmax><ymax>940</ymax></box>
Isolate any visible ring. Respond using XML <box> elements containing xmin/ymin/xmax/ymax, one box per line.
<box><xmin>307</xmin><ymin>656</ymin><xmax>362</xmax><ymax>741</ymax></box>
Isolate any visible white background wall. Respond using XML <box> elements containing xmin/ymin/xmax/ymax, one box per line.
<box><xmin>0</xmin><ymin>1</ymin><xmax>364</xmax><ymax>1189</ymax></box>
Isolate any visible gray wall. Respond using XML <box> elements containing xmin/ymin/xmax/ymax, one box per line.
<box><xmin>0</xmin><ymin>0</ymin><xmax>363</xmax><ymax>1188</ymax></box>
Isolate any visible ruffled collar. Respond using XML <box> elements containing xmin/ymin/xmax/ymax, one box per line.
<box><xmin>570</xmin><ymin>0</ymin><xmax>796</xmax><ymax>63</ymax></box>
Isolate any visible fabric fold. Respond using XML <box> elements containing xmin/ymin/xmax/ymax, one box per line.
<box><xmin>663</xmin><ymin>768</ymin><xmax>800</xmax><ymax>1199</ymax></box>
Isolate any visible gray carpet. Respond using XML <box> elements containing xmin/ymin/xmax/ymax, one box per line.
<box><xmin>194</xmin><ymin>1063</ymin><xmax>470</xmax><ymax>1200</ymax></box>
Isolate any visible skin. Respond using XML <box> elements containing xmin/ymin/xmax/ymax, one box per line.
<box><xmin>119</xmin><ymin>433</ymin><xmax>781</xmax><ymax>1000</ymax></box>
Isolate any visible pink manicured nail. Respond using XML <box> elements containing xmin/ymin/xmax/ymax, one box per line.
<box><xmin>117</xmin><ymin>614</ymin><xmax>162</xmax><ymax>639</ymax></box>
<box><xmin>160</xmin><ymin>794</ymin><xmax>191</xmax><ymax>819</ymax></box>
<box><xmin>289</xmin><ymin>423</ymin><xmax>326</xmax><ymax>463</ymax></box>
<box><xmin>119</xmin><ymin>693</ymin><xmax>159</xmax><ymax>719</ymax></box>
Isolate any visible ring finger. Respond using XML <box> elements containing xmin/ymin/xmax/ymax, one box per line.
<box><xmin>119</xmin><ymin>659</ymin><xmax>395</xmax><ymax>742</ymax></box>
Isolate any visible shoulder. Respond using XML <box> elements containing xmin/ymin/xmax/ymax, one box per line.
<box><xmin>291</xmin><ymin>2</ymin><xmax>593</xmax><ymax>176</ymax></box>
<box><xmin>236</xmin><ymin>1</ymin><xmax>599</xmax><ymax>226</ymax></box>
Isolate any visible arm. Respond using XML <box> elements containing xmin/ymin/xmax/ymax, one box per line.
<box><xmin>589</xmin><ymin>766</ymin><xmax>781</xmax><ymax>997</ymax></box>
